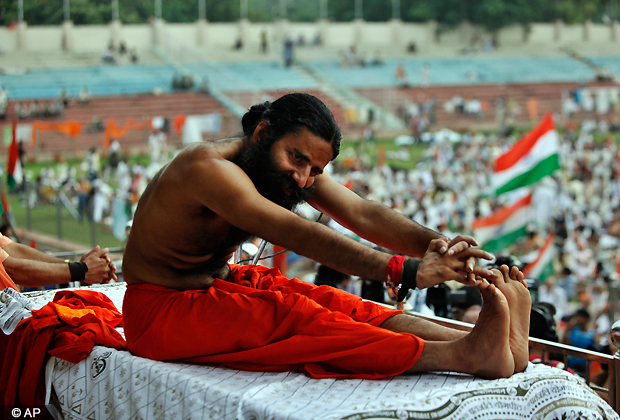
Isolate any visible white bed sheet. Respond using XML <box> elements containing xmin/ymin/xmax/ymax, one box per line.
<box><xmin>18</xmin><ymin>284</ymin><xmax>620</xmax><ymax>420</ymax></box>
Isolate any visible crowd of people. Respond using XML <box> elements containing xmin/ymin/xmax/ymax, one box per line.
<box><xmin>101</xmin><ymin>40</ymin><xmax>139</xmax><ymax>65</ymax></box>
<box><xmin>563</xmin><ymin>85</ymin><xmax>620</xmax><ymax>118</ymax></box>
<box><xmin>7</xmin><ymin>87</ymin><xmax>92</xmax><ymax>121</ymax></box>
<box><xmin>339</xmin><ymin>45</ymin><xmax>384</xmax><ymax>68</ymax></box>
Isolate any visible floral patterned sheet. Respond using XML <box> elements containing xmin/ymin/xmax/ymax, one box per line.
<box><xmin>18</xmin><ymin>285</ymin><xmax>619</xmax><ymax>420</ymax></box>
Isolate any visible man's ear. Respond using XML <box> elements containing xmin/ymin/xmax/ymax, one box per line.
<box><xmin>251</xmin><ymin>121</ymin><xmax>270</xmax><ymax>144</ymax></box>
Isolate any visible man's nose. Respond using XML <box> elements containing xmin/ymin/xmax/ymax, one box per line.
<box><xmin>292</xmin><ymin>167</ymin><xmax>311</xmax><ymax>188</ymax></box>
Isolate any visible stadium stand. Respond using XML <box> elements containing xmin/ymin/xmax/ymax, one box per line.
<box><xmin>309</xmin><ymin>56</ymin><xmax>599</xmax><ymax>88</ymax></box>
<box><xmin>3</xmin><ymin>92</ymin><xmax>236</xmax><ymax>155</ymax></box>
<box><xmin>185</xmin><ymin>61</ymin><xmax>318</xmax><ymax>92</ymax></box>
<box><xmin>587</xmin><ymin>56</ymin><xmax>620</xmax><ymax>78</ymax></box>
<box><xmin>0</xmin><ymin>64</ymin><xmax>176</xmax><ymax>100</ymax></box>
<box><xmin>358</xmin><ymin>80</ymin><xmax>619</xmax><ymax>129</ymax></box>
<box><xmin>1</xmin><ymin>51</ymin><xmax>619</xmax><ymax>155</ymax></box>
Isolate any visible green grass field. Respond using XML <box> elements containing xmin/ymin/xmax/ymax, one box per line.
<box><xmin>5</xmin><ymin>192</ymin><xmax>124</xmax><ymax>249</ymax></box>
<box><xmin>339</xmin><ymin>137</ymin><xmax>426</xmax><ymax>171</ymax></box>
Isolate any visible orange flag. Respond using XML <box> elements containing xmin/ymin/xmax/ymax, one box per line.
<box><xmin>104</xmin><ymin>118</ymin><xmax>146</xmax><ymax>149</ymax></box>
<box><xmin>31</xmin><ymin>120</ymin><xmax>84</xmax><ymax>146</ymax></box>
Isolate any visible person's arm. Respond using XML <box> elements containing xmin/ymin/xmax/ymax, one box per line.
<box><xmin>3</xmin><ymin>243</ymin><xmax>117</xmax><ymax>282</ymax></box>
<box><xmin>3</xmin><ymin>242</ymin><xmax>64</xmax><ymax>263</ymax></box>
<box><xmin>196</xmin><ymin>157</ymin><xmax>492</xmax><ymax>287</ymax></box>
<box><xmin>308</xmin><ymin>172</ymin><xmax>489</xmax><ymax>284</ymax></box>
<box><xmin>308</xmin><ymin>172</ymin><xmax>443</xmax><ymax>258</ymax></box>
<box><xmin>4</xmin><ymin>247</ymin><xmax>114</xmax><ymax>287</ymax></box>
<box><xmin>4</xmin><ymin>257</ymin><xmax>73</xmax><ymax>287</ymax></box>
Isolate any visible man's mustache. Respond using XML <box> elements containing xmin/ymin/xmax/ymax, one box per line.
<box><xmin>272</xmin><ymin>170</ymin><xmax>315</xmax><ymax>204</ymax></box>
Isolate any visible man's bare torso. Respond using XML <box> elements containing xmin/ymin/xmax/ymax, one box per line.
<box><xmin>123</xmin><ymin>139</ymin><xmax>246</xmax><ymax>289</ymax></box>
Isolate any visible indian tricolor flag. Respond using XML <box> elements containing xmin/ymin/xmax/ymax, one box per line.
<box><xmin>7</xmin><ymin>120</ymin><xmax>22</xmax><ymax>191</ymax></box>
<box><xmin>523</xmin><ymin>232</ymin><xmax>556</xmax><ymax>281</ymax></box>
<box><xmin>472</xmin><ymin>192</ymin><xmax>533</xmax><ymax>253</ymax></box>
<box><xmin>493</xmin><ymin>113</ymin><xmax>560</xmax><ymax>195</ymax></box>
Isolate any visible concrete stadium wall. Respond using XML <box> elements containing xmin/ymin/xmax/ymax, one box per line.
<box><xmin>326</xmin><ymin>22</ymin><xmax>357</xmax><ymax>48</ymax></box>
<box><xmin>165</xmin><ymin>23</ymin><xmax>197</xmax><ymax>46</ymax></box>
<box><xmin>438</xmin><ymin>21</ymin><xmax>478</xmax><ymax>46</ymax></box>
<box><xmin>529</xmin><ymin>23</ymin><xmax>557</xmax><ymax>43</ymax></box>
<box><xmin>204</xmin><ymin>23</ymin><xmax>239</xmax><ymax>48</ymax></box>
<box><xmin>0</xmin><ymin>19</ymin><xmax>617</xmax><ymax>53</ymax></box>
<box><xmin>120</xmin><ymin>24</ymin><xmax>152</xmax><ymax>49</ymax></box>
<box><xmin>401</xmin><ymin>22</ymin><xmax>435</xmax><ymax>45</ymax></box>
<box><xmin>73</xmin><ymin>25</ymin><xmax>110</xmax><ymax>51</ymax></box>
<box><xmin>562</xmin><ymin>24</ymin><xmax>584</xmax><ymax>43</ymax></box>
<box><xmin>358</xmin><ymin>22</ymin><xmax>392</xmax><ymax>46</ymax></box>
<box><xmin>497</xmin><ymin>25</ymin><xmax>525</xmax><ymax>45</ymax></box>
<box><xmin>26</xmin><ymin>26</ymin><xmax>62</xmax><ymax>51</ymax></box>
<box><xmin>589</xmin><ymin>22</ymin><xmax>613</xmax><ymax>42</ymax></box>
<box><xmin>0</xmin><ymin>27</ymin><xmax>17</xmax><ymax>52</ymax></box>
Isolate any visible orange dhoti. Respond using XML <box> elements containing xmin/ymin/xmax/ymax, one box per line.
<box><xmin>123</xmin><ymin>264</ymin><xmax>424</xmax><ymax>379</ymax></box>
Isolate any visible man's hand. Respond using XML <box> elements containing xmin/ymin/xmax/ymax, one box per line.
<box><xmin>430</xmin><ymin>235</ymin><xmax>492</xmax><ymax>285</ymax></box>
<box><xmin>81</xmin><ymin>246</ymin><xmax>117</xmax><ymax>284</ymax></box>
<box><xmin>415</xmin><ymin>241</ymin><xmax>497</xmax><ymax>289</ymax></box>
<box><xmin>432</xmin><ymin>235</ymin><xmax>479</xmax><ymax>255</ymax></box>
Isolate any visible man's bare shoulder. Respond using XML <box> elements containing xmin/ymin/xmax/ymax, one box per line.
<box><xmin>178</xmin><ymin>138</ymin><xmax>243</xmax><ymax>162</ymax></box>
<box><xmin>169</xmin><ymin>139</ymin><xmax>245</xmax><ymax>180</ymax></box>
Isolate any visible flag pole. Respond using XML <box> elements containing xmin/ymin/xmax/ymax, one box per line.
<box><xmin>555</xmin><ymin>124</ymin><xmax>574</xmax><ymax>242</ymax></box>
<box><xmin>3</xmin><ymin>121</ymin><xmax>21</xmax><ymax>243</ymax></box>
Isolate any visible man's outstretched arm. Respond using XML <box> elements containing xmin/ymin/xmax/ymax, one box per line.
<box><xmin>309</xmin><ymin>189</ymin><xmax>436</xmax><ymax>257</ymax></box>
<box><xmin>197</xmin><ymin>158</ymin><xmax>493</xmax><ymax>287</ymax></box>
<box><xmin>308</xmin><ymin>172</ymin><xmax>476</xmax><ymax>257</ymax></box>
<box><xmin>308</xmin><ymin>172</ymin><xmax>492</xmax><ymax>285</ymax></box>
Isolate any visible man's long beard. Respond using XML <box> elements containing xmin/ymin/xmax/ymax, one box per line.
<box><xmin>234</xmin><ymin>141</ymin><xmax>316</xmax><ymax>211</ymax></box>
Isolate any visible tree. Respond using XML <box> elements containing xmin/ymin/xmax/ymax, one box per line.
<box><xmin>0</xmin><ymin>0</ymin><xmax>610</xmax><ymax>28</ymax></box>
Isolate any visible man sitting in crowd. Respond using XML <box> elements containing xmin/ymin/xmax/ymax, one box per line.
<box><xmin>122</xmin><ymin>93</ymin><xmax>532</xmax><ymax>379</ymax></box>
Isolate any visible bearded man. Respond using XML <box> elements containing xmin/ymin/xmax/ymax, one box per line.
<box><xmin>122</xmin><ymin>93</ymin><xmax>531</xmax><ymax>379</ymax></box>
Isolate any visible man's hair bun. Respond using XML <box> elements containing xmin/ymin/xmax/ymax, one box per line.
<box><xmin>241</xmin><ymin>102</ymin><xmax>270</xmax><ymax>136</ymax></box>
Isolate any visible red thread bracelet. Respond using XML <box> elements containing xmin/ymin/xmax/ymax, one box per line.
<box><xmin>385</xmin><ymin>255</ymin><xmax>406</xmax><ymax>289</ymax></box>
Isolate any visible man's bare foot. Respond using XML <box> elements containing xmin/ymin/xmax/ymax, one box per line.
<box><xmin>461</xmin><ymin>280</ymin><xmax>515</xmax><ymax>378</ymax></box>
<box><xmin>402</xmin><ymin>280</ymin><xmax>513</xmax><ymax>379</ymax></box>
<box><xmin>489</xmin><ymin>265</ymin><xmax>532</xmax><ymax>374</ymax></box>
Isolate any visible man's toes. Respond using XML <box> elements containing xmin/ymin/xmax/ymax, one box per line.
<box><xmin>509</xmin><ymin>265</ymin><xmax>520</xmax><ymax>280</ymax></box>
<box><xmin>477</xmin><ymin>278</ymin><xmax>491</xmax><ymax>292</ymax></box>
<box><xmin>491</xmin><ymin>268</ymin><xmax>505</xmax><ymax>286</ymax></box>
<box><xmin>483</xmin><ymin>282</ymin><xmax>498</xmax><ymax>298</ymax></box>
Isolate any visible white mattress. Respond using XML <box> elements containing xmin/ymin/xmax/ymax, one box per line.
<box><xmin>14</xmin><ymin>284</ymin><xmax>619</xmax><ymax>420</ymax></box>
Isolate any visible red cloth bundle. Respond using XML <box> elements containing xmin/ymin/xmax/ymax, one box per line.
<box><xmin>0</xmin><ymin>290</ymin><xmax>127</xmax><ymax>409</ymax></box>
